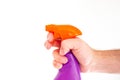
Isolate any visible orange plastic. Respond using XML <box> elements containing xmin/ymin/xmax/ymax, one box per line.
<box><xmin>45</xmin><ymin>24</ymin><xmax>82</xmax><ymax>40</ymax></box>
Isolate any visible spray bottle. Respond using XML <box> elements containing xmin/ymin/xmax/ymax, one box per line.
<box><xmin>45</xmin><ymin>24</ymin><xmax>82</xmax><ymax>80</ymax></box>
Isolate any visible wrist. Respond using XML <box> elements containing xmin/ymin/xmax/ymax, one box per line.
<box><xmin>80</xmin><ymin>48</ymin><xmax>96</xmax><ymax>72</ymax></box>
<box><xmin>88</xmin><ymin>49</ymin><xmax>120</xmax><ymax>73</ymax></box>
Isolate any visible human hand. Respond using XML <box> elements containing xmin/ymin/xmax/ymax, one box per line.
<box><xmin>44</xmin><ymin>33</ymin><xmax>95</xmax><ymax>72</ymax></box>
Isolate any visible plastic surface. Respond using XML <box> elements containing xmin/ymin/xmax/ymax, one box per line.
<box><xmin>54</xmin><ymin>51</ymin><xmax>81</xmax><ymax>80</ymax></box>
<box><xmin>46</xmin><ymin>24</ymin><xmax>82</xmax><ymax>40</ymax></box>
<box><xmin>45</xmin><ymin>24</ymin><xmax>82</xmax><ymax>80</ymax></box>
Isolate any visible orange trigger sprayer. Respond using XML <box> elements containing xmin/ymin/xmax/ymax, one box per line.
<box><xmin>45</xmin><ymin>24</ymin><xmax>82</xmax><ymax>80</ymax></box>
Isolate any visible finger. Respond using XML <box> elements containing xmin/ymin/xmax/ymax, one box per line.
<box><xmin>44</xmin><ymin>40</ymin><xmax>52</xmax><ymax>49</ymax></box>
<box><xmin>47</xmin><ymin>33</ymin><xmax>54</xmax><ymax>42</ymax></box>
<box><xmin>53</xmin><ymin>60</ymin><xmax>63</xmax><ymax>69</ymax></box>
<box><xmin>52</xmin><ymin>40</ymin><xmax>61</xmax><ymax>47</ymax></box>
<box><xmin>46</xmin><ymin>32</ymin><xmax>61</xmax><ymax>47</ymax></box>
<box><xmin>53</xmin><ymin>49</ymin><xmax>68</xmax><ymax>64</ymax></box>
<box><xmin>60</xmin><ymin>38</ymin><xmax>80</xmax><ymax>55</ymax></box>
<box><xmin>59</xmin><ymin>39</ymin><xmax>72</xmax><ymax>55</ymax></box>
<box><xmin>44</xmin><ymin>40</ymin><xmax>61</xmax><ymax>49</ymax></box>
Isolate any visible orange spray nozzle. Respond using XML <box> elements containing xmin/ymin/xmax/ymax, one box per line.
<box><xmin>45</xmin><ymin>24</ymin><xmax>82</xmax><ymax>40</ymax></box>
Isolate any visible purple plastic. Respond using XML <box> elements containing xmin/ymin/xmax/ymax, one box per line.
<box><xmin>54</xmin><ymin>51</ymin><xmax>81</xmax><ymax>80</ymax></box>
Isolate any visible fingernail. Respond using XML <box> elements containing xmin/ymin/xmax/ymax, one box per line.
<box><xmin>47</xmin><ymin>34</ymin><xmax>53</xmax><ymax>42</ymax></box>
<box><xmin>56</xmin><ymin>64</ymin><xmax>62</xmax><ymax>69</ymax></box>
<box><xmin>46</xmin><ymin>43</ymin><xmax>51</xmax><ymax>49</ymax></box>
<box><xmin>61</xmin><ymin>50</ymin><xmax>69</xmax><ymax>56</ymax></box>
<box><xmin>58</xmin><ymin>64</ymin><xmax>62</xmax><ymax>69</ymax></box>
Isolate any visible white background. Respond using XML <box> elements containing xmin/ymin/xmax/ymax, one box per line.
<box><xmin>0</xmin><ymin>0</ymin><xmax>120</xmax><ymax>80</ymax></box>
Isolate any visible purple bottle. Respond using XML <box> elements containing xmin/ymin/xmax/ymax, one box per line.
<box><xmin>54</xmin><ymin>51</ymin><xmax>81</xmax><ymax>80</ymax></box>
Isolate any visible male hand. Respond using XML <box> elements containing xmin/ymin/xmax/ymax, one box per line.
<box><xmin>44</xmin><ymin>33</ymin><xmax>95</xmax><ymax>72</ymax></box>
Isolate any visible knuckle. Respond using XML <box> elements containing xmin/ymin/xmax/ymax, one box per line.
<box><xmin>52</xmin><ymin>49</ymin><xmax>61</xmax><ymax>61</ymax></box>
<box><xmin>53</xmin><ymin>60</ymin><xmax>62</xmax><ymax>69</ymax></box>
<box><xmin>61</xmin><ymin>40</ymin><xmax>67</xmax><ymax>46</ymax></box>
<box><xmin>52</xmin><ymin>49</ymin><xmax>59</xmax><ymax>55</ymax></box>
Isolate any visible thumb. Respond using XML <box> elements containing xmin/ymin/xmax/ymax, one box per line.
<box><xmin>59</xmin><ymin>39</ymin><xmax>74</xmax><ymax>55</ymax></box>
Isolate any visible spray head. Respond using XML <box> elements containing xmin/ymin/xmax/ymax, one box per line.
<box><xmin>46</xmin><ymin>24</ymin><xmax>82</xmax><ymax>40</ymax></box>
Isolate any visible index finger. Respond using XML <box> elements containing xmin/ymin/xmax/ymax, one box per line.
<box><xmin>47</xmin><ymin>32</ymin><xmax>54</xmax><ymax>42</ymax></box>
<box><xmin>46</xmin><ymin>32</ymin><xmax>61</xmax><ymax>47</ymax></box>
